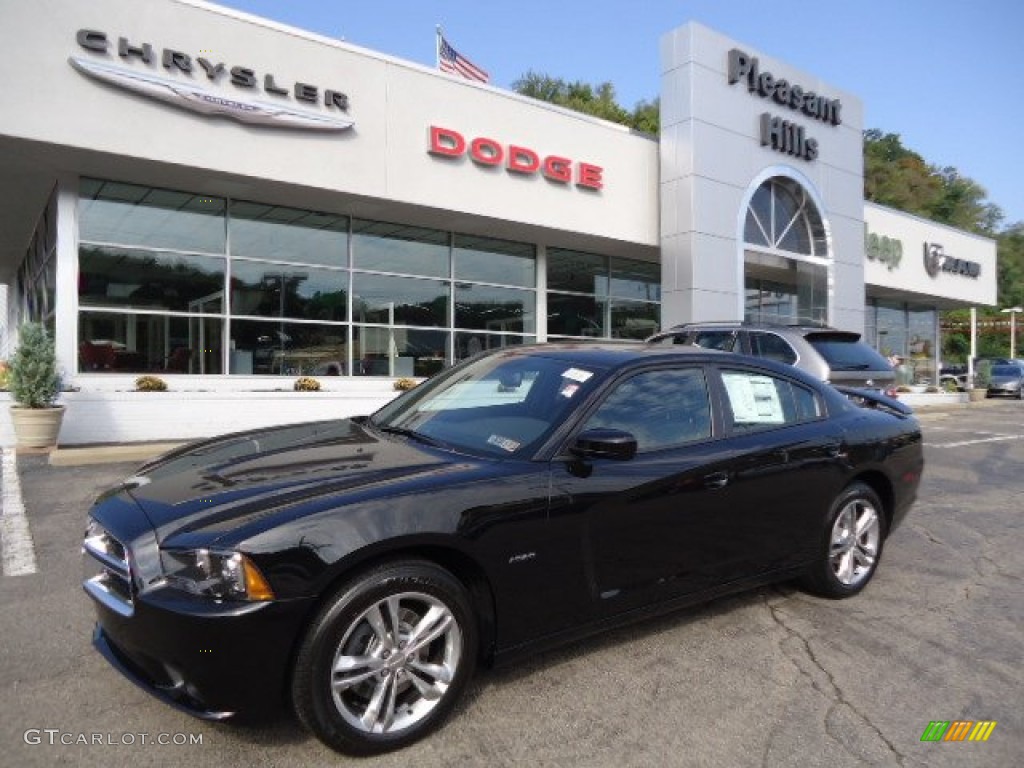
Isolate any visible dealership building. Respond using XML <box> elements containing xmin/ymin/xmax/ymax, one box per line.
<box><xmin>0</xmin><ymin>0</ymin><xmax>997</xmax><ymax>444</ymax></box>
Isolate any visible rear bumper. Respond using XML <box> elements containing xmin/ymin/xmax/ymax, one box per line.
<box><xmin>88</xmin><ymin>585</ymin><xmax>316</xmax><ymax>719</ymax></box>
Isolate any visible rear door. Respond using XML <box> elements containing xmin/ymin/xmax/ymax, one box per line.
<box><xmin>711</xmin><ymin>365</ymin><xmax>850</xmax><ymax>572</ymax></box>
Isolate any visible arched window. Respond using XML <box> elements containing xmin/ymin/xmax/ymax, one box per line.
<box><xmin>744</xmin><ymin>177</ymin><xmax>827</xmax><ymax>257</ymax></box>
<box><xmin>742</xmin><ymin>175</ymin><xmax>830</xmax><ymax>326</ymax></box>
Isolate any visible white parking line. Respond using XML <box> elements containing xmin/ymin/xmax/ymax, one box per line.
<box><xmin>930</xmin><ymin>435</ymin><xmax>1024</xmax><ymax>448</ymax></box>
<box><xmin>1</xmin><ymin>448</ymin><xmax>38</xmax><ymax>576</ymax></box>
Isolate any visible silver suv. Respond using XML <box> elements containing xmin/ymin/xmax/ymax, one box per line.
<box><xmin>647</xmin><ymin>322</ymin><xmax>897</xmax><ymax>394</ymax></box>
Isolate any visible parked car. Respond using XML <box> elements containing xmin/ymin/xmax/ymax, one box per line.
<box><xmin>939</xmin><ymin>364</ymin><xmax>968</xmax><ymax>391</ymax></box>
<box><xmin>986</xmin><ymin>363</ymin><xmax>1024</xmax><ymax>399</ymax></box>
<box><xmin>82</xmin><ymin>343</ymin><xmax>923</xmax><ymax>755</ymax></box>
<box><xmin>646</xmin><ymin>321</ymin><xmax>897</xmax><ymax>395</ymax></box>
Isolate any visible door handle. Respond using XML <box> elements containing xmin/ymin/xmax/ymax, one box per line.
<box><xmin>825</xmin><ymin>443</ymin><xmax>847</xmax><ymax>459</ymax></box>
<box><xmin>703</xmin><ymin>471</ymin><xmax>729</xmax><ymax>489</ymax></box>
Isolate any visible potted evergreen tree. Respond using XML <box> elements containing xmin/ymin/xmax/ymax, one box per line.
<box><xmin>968</xmin><ymin>361</ymin><xmax>991</xmax><ymax>403</ymax></box>
<box><xmin>8</xmin><ymin>322</ymin><xmax>65</xmax><ymax>448</ymax></box>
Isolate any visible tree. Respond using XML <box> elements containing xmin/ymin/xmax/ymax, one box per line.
<box><xmin>863</xmin><ymin>130</ymin><xmax>1003</xmax><ymax>236</ymax></box>
<box><xmin>512</xmin><ymin>71</ymin><xmax>658</xmax><ymax>133</ymax></box>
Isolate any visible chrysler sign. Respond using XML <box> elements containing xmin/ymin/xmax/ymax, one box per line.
<box><xmin>71</xmin><ymin>29</ymin><xmax>353</xmax><ymax>132</ymax></box>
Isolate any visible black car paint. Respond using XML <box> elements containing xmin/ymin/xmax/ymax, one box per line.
<box><xmin>84</xmin><ymin>345</ymin><xmax>923</xmax><ymax>719</ymax></box>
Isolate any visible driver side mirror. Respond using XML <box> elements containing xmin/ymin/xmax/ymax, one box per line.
<box><xmin>570</xmin><ymin>428</ymin><xmax>637</xmax><ymax>461</ymax></box>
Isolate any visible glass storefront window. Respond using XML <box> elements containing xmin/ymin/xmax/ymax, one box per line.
<box><xmin>454</xmin><ymin>235</ymin><xmax>535</xmax><ymax>287</ymax></box>
<box><xmin>79</xmin><ymin>245</ymin><xmax>225</xmax><ymax>312</ymax></box>
<box><xmin>353</xmin><ymin>326</ymin><xmax>449</xmax><ymax>377</ymax></box>
<box><xmin>547</xmin><ymin>248</ymin><xmax>660</xmax><ymax>340</ymax></box>
<box><xmin>230</xmin><ymin>260</ymin><xmax>348</xmax><ymax>321</ymax></box>
<box><xmin>79</xmin><ymin>311</ymin><xmax>222</xmax><ymax>374</ymax></box>
<box><xmin>352</xmin><ymin>273</ymin><xmax>449</xmax><ymax>327</ymax></box>
<box><xmin>610</xmin><ymin>299</ymin><xmax>660</xmax><ymax>339</ymax></box>
<box><xmin>610</xmin><ymin>258</ymin><xmax>661</xmax><ymax>302</ymax></box>
<box><xmin>454</xmin><ymin>331</ymin><xmax>532</xmax><ymax>363</ymax></box>
<box><xmin>455</xmin><ymin>284</ymin><xmax>535</xmax><ymax>333</ymax></box>
<box><xmin>79</xmin><ymin>179</ymin><xmax>226</xmax><ymax>254</ymax></box>
<box><xmin>75</xmin><ymin>178</ymin><xmax>642</xmax><ymax>377</ymax></box>
<box><xmin>547</xmin><ymin>293</ymin><xmax>604</xmax><ymax>338</ymax></box>
<box><xmin>229</xmin><ymin>319</ymin><xmax>346</xmax><ymax>376</ymax></box>
<box><xmin>352</xmin><ymin>220</ymin><xmax>449</xmax><ymax>278</ymax></box>
<box><xmin>547</xmin><ymin>249</ymin><xmax>605</xmax><ymax>294</ymax></box>
<box><xmin>230</xmin><ymin>202</ymin><xmax>347</xmax><ymax>267</ymax></box>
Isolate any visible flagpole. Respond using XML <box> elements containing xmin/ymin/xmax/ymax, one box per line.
<box><xmin>435</xmin><ymin>25</ymin><xmax>442</xmax><ymax>69</ymax></box>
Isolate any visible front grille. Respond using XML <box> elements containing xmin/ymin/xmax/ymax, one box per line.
<box><xmin>83</xmin><ymin>520</ymin><xmax>134</xmax><ymax>617</ymax></box>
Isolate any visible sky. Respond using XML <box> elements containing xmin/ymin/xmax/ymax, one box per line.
<box><xmin>214</xmin><ymin>0</ymin><xmax>1023</xmax><ymax>229</ymax></box>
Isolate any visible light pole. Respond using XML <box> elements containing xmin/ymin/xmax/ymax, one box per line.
<box><xmin>1002</xmin><ymin>306</ymin><xmax>1023</xmax><ymax>359</ymax></box>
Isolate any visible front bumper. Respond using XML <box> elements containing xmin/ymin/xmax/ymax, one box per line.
<box><xmin>88</xmin><ymin>584</ymin><xmax>315</xmax><ymax>719</ymax></box>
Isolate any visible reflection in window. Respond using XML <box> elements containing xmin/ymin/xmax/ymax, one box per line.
<box><xmin>454</xmin><ymin>235</ymin><xmax>535</xmax><ymax>287</ymax></box>
<box><xmin>230</xmin><ymin>320</ymin><xmax>346</xmax><ymax>376</ymax></box>
<box><xmin>230</xmin><ymin>202</ymin><xmax>347</xmax><ymax>267</ymax></box>
<box><xmin>584</xmin><ymin>368</ymin><xmax>711</xmax><ymax>452</ymax></box>
<box><xmin>352</xmin><ymin>220</ymin><xmax>449</xmax><ymax>277</ymax></box>
<box><xmin>610</xmin><ymin>300</ymin><xmax>659</xmax><ymax>339</ymax></box>
<box><xmin>547</xmin><ymin>248</ymin><xmax>659</xmax><ymax>340</ymax></box>
<box><xmin>547</xmin><ymin>293</ymin><xmax>603</xmax><ymax>338</ymax></box>
<box><xmin>79</xmin><ymin>311</ymin><xmax>221</xmax><ymax>374</ymax></box>
<box><xmin>455</xmin><ymin>284</ymin><xmax>535</xmax><ymax>333</ymax></box>
<box><xmin>230</xmin><ymin>261</ymin><xmax>347</xmax><ymax>321</ymax></box>
<box><xmin>353</xmin><ymin>274</ymin><xmax>449</xmax><ymax>327</ymax></box>
<box><xmin>76</xmin><ymin>180</ymin><xmax>544</xmax><ymax>376</ymax></box>
<box><xmin>547</xmin><ymin>249</ymin><xmax>605</xmax><ymax>293</ymax></box>
<box><xmin>454</xmin><ymin>331</ymin><xmax>531</xmax><ymax>362</ymax></box>
<box><xmin>353</xmin><ymin>326</ymin><xmax>449</xmax><ymax>378</ymax></box>
<box><xmin>79</xmin><ymin>179</ymin><xmax>226</xmax><ymax>253</ymax></box>
<box><xmin>79</xmin><ymin>245</ymin><xmax>225</xmax><ymax>312</ymax></box>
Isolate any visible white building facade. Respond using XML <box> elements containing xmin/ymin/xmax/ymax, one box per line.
<box><xmin>0</xmin><ymin>0</ymin><xmax>997</xmax><ymax>444</ymax></box>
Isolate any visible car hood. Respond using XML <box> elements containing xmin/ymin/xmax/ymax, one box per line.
<box><xmin>116</xmin><ymin>418</ymin><xmax>466</xmax><ymax>544</ymax></box>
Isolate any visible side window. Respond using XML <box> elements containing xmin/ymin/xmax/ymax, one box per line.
<box><xmin>692</xmin><ymin>331</ymin><xmax>736</xmax><ymax>352</ymax></box>
<box><xmin>748</xmin><ymin>332</ymin><xmax>797</xmax><ymax>365</ymax></box>
<box><xmin>582</xmin><ymin>368</ymin><xmax>712</xmax><ymax>452</ymax></box>
<box><xmin>720</xmin><ymin>369</ymin><xmax>821</xmax><ymax>432</ymax></box>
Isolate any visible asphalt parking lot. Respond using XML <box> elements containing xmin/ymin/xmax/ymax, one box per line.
<box><xmin>1</xmin><ymin>402</ymin><xmax>1021</xmax><ymax>767</ymax></box>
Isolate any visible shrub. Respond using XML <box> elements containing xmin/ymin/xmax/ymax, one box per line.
<box><xmin>135</xmin><ymin>375</ymin><xmax>168</xmax><ymax>392</ymax></box>
<box><xmin>8</xmin><ymin>322</ymin><xmax>60</xmax><ymax>408</ymax></box>
<box><xmin>393</xmin><ymin>377</ymin><xmax>418</xmax><ymax>392</ymax></box>
<box><xmin>0</xmin><ymin>360</ymin><xmax>9</xmax><ymax>390</ymax></box>
<box><xmin>294</xmin><ymin>377</ymin><xmax>321</xmax><ymax>392</ymax></box>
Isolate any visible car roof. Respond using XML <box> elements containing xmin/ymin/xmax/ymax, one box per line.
<box><xmin>493</xmin><ymin>341</ymin><xmax>722</xmax><ymax>369</ymax></box>
<box><xmin>487</xmin><ymin>341</ymin><xmax>821</xmax><ymax>383</ymax></box>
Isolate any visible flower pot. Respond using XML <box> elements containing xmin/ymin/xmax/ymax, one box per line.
<box><xmin>968</xmin><ymin>388</ymin><xmax>988</xmax><ymax>403</ymax></box>
<box><xmin>10</xmin><ymin>405</ymin><xmax>65</xmax><ymax>448</ymax></box>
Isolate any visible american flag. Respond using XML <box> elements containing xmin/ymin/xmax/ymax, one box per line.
<box><xmin>437</xmin><ymin>32</ymin><xmax>489</xmax><ymax>84</ymax></box>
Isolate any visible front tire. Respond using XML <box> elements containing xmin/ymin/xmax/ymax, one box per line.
<box><xmin>800</xmin><ymin>482</ymin><xmax>887</xmax><ymax>598</ymax></box>
<box><xmin>292</xmin><ymin>560</ymin><xmax>478</xmax><ymax>755</ymax></box>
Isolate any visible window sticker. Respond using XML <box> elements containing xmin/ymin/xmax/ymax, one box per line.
<box><xmin>486</xmin><ymin>434</ymin><xmax>521</xmax><ymax>453</ymax></box>
<box><xmin>561</xmin><ymin>367</ymin><xmax>594</xmax><ymax>383</ymax></box>
<box><xmin>722</xmin><ymin>373</ymin><xmax>785</xmax><ymax>424</ymax></box>
<box><xmin>559</xmin><ymin>382</ymin><xmax>580</xmax><ymax>399</ymax></box>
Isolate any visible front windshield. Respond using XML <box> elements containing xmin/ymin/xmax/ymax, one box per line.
<box><xmin>991</xmin><ymin>365</ymin><xmax>1021</xmax><ymax>376</ymax></box>
<box><xmin>371</xmin><ymin>351</ymin><xmax>605</xmax><ymax>458</ymax></box>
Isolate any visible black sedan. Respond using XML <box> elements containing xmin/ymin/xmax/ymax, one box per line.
<box><xmin>82</xmin><ymin>344</ymin><xmax>923</xmax><ymax>755</ymax></box>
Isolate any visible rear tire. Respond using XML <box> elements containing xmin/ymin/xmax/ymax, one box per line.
<box><xmin>292</xmin><ymin>560</ymin><xmax>478</xmax><ymax>755</ymax></box>
<box><xmin>800</xmin><ymin>482</ymin><xmax>887</xmax><ymax>598</ymax></box>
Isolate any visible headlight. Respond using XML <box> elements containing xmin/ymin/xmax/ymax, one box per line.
<box><xmin>161</xmin><ymin>548</ymin><xmax>274</xmax><ymax>601</ymax></box>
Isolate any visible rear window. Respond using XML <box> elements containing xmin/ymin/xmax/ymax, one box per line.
<box><xmin>805</xmin><ymin>333</ymin><xmax>892</xmax><ymax>372</ymax></box>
